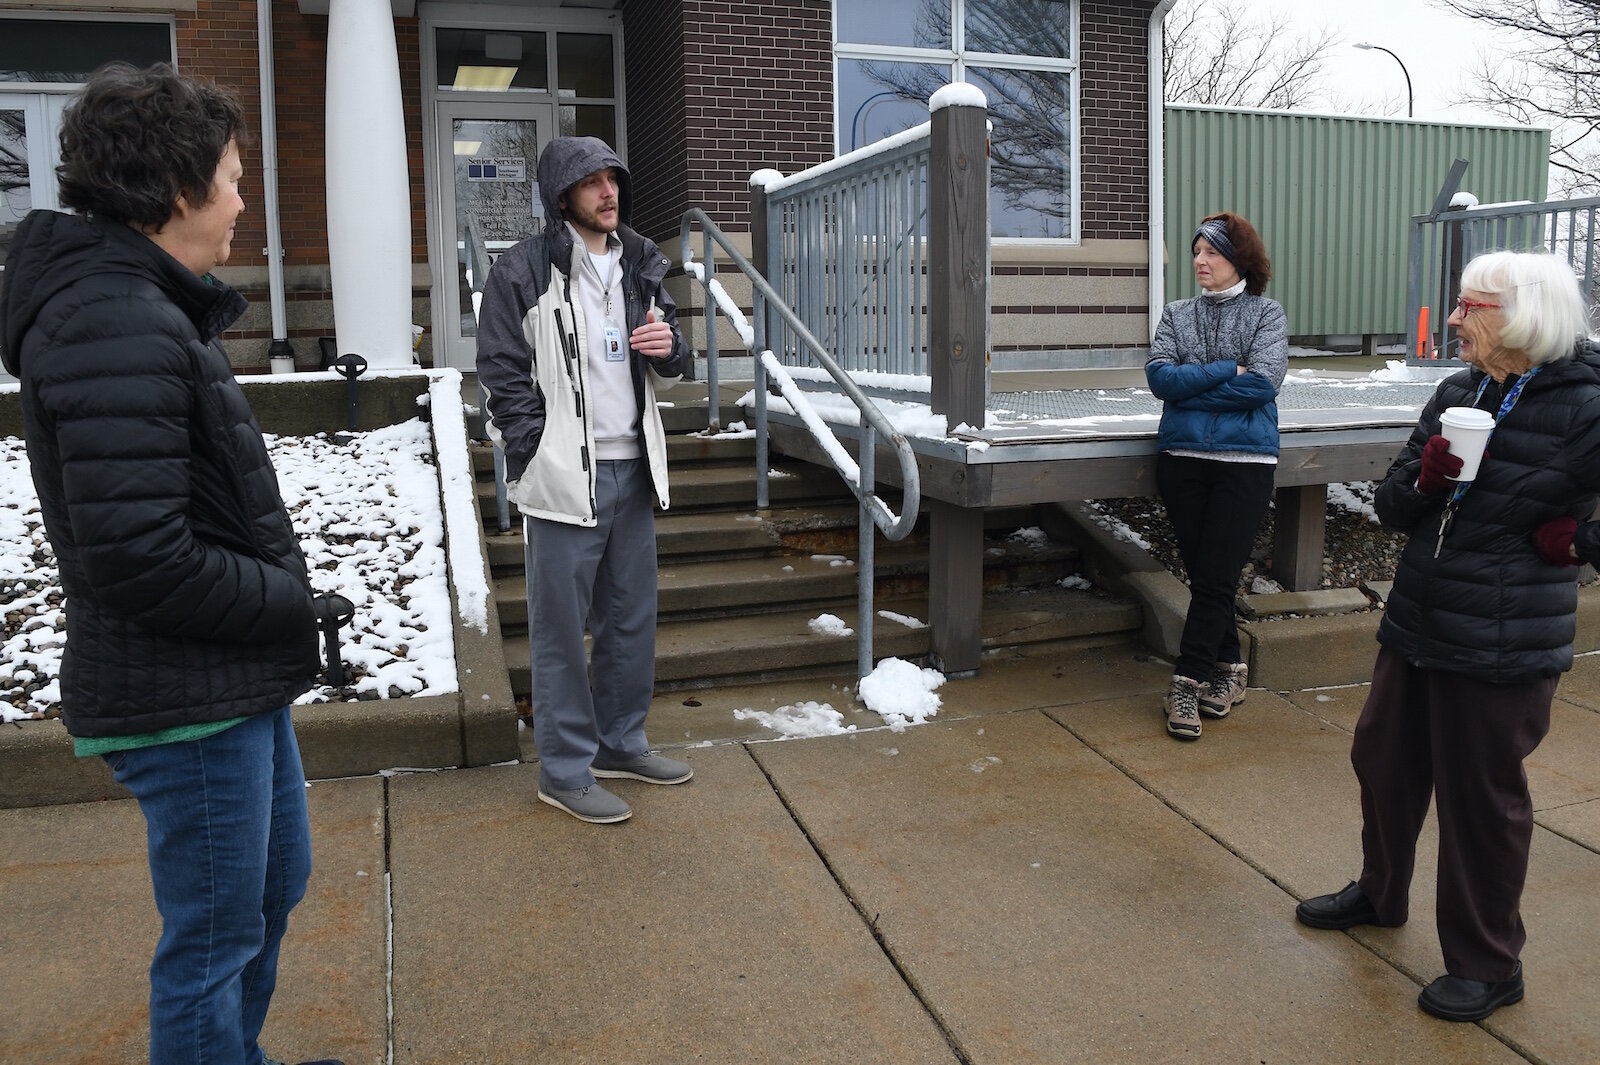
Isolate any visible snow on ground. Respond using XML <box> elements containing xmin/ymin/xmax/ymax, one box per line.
<box><xmin>857</xmin><ymin>656</ymin><xmax>945</xmax><ymax>732</ymax></box>
<box><xmin>732</xmin><ymin>656</ymin><xmax>948</xmax><ymax>739</ymax></box>
<box><xmin>808</xmin><ymin>612</ymin><xmax>854</xmax><ymax>637</ymax></box>
<box><xmin>2</xmin><ymin>418</ymin><xmax>459</xmax><ymax>721</ymax></box>
<box><xmin>732</xmin><ymin>700</ymin><xmax>856</xmax><ymax>738</ymax></box>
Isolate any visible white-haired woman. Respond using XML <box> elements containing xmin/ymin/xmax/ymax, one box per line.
<box><xmin>1297</xmin><ymin>250</ymin><xmax>1599</xmax><ymax>1023</ymax></box>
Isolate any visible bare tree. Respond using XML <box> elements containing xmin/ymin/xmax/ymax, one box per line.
<box><xmin>1435</xmin><ymin>0</ymin><xmax>1600</xmax><ymax>195</ymax></box>
<box><xmin>1163</xmin><ymin>0</ymin><xmax>1339</xmax><ymax>111</ymax></box>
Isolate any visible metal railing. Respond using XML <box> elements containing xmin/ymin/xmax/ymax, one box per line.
<box><xmin>1407</xmin><ymin>172</ymin><xmax>1600</xmax><ymax>363</ymax></box>
<box><xmin>756</xmin><ymin>125</ymin><xmax>932</xmax><ymax>376</ymax></box>
<box><xmin>680</xmin><ymin>207</ymin><xmax>922</xmax><ymax>680</ymax></box>
<box><xmin>465</xmin><ymin>220</ymin><xmax>512</xmax><ymax>533</ymax></box>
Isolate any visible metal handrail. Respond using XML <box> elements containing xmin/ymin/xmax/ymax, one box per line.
<box><xmin>680</xmin><ymin>206</ymin><xmax>923</xmax><ymax>679</ymax></box>
<box><xmin>1407</xmin><ymin>177</ymin><xmax>1600</xmax><ymax>365</ymax></box>
<box><xmin>465</xmin><ymin>220</ymin><xmax>512</xmax><ymax>533</ymax></box>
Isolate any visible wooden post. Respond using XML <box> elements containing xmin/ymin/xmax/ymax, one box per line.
<box><xmin>928</xmin><ymin>90</ymin><xmax>989</xmax><ymax>675</ymax></box>
<box><xmin>1271</xmin><ymin>484</ymin><xmax>1327</xmax><ymax>592</ymax></box>
<box><xmin>929</xmin><ymin>96</ymin><xmax>988</xmax><ymax>430</ymax></box>
<box><xmin>749</xmin><ymin>176</ymin><xmax>774</xmax><ymax>357</ymax></box>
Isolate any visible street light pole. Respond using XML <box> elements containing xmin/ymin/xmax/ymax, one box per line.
<box><xmin>1354</xmin><ymin>42</ymin><xmax>1413</xmax><ymax>118</ymax></box>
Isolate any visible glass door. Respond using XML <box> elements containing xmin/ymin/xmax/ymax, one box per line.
<box><xmin>433</xmin><ymin>100</ymin><xmax>551</xmax><ymax>370</ymax></box>
<box><xmin>1</xmin><ymin>92</ymin><xmax>64</xmax><ymax>382</ymax></box>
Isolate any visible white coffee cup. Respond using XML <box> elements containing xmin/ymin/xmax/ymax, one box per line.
<box><xmin>1438</xmin><ymin>406</ymin><xmax>1496</xmax><ymax>481</ymax></box>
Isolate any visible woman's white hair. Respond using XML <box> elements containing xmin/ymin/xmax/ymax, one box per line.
<box><xmin>1461</xmin><ymin>249</ymin><xmax>1594</xmax><ymax>366</ymax></box>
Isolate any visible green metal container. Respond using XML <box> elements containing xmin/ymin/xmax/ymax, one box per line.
<box><xmin>1164</xmin><ymin>104</ymin><xmax>1549</xmax><ymax>339</ymax></box>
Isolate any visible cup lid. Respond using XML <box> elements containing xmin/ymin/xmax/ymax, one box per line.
<box><xmin>1440</xmin><ymin>406</ymin><xmax>1495</xmax><ymax>428</ymax></box>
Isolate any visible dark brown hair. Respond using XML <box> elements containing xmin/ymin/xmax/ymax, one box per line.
<box><xmin>57</xmin><ymin>62</ymin><xmax>247</xmax><ymax>229</ymax></box>
<box><xmin>1203</xmin><ymin>211</ymin><xmax>1272</xmax><ymax>296</ymax></box>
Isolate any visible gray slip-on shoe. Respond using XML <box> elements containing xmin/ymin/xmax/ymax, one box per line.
<box><xmin>591</xmin><ymin>751</ymin><xmax>694</xmax><ymax>785</ymax></box>
<box><xmin>538</xmin><ymin>782</ymin><xmax>633</xmax><ymax>823</ymax></box>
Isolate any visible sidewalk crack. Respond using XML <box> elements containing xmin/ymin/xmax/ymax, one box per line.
<box><xmin>742</xmin><ymin>743</ymin><xmax>973</xmax><ymax>1065</ymax></box>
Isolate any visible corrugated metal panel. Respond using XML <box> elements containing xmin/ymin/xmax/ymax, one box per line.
<box><xmin>1164</xmin><ymin>105</ymin><xmax>1550</xmax><ymax>337</ymax></box>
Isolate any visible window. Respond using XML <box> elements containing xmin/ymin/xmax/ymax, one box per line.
<box><xmin>0</xmin><ymin>17</ymin><xmax>172</xmax><ymax>83</ymax></box>
<box><xmin>0</xmin><ymin>15</ymin><xmax>175</xmax><ymax>351</ymax></box>
<box><xmin>835</xmin><ymin>0</ymin><xmax>1076</xmax><ymax>240</ymax></box>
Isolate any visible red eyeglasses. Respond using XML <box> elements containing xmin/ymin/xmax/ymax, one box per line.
<box><xmin>1455</xmin><ymin>296</ymin><xmax>1501</xmax><ymax>317</ymax></box>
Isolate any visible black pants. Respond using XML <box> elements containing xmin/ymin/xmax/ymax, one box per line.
<box><xmin>1353</xmin><ymin>646</ymin><xmax>1555</xmax><ymax>981</ymax></box>
<box><xmin>1156</xmin><ymin>453</ymin><xmax>1276</xmax><ymax>682</ymax></box>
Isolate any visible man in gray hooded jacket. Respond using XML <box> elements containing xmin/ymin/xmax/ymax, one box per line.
<box><xmin>477</xmin><ymin>136</ymin><xmax>692</xmax><ymax>824</ymax></box>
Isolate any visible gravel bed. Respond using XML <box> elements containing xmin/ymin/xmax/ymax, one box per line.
<box><xmin>1087</xmin><ymin>483</ymin><xmax>1407</xmax><ymax>594</ymax></box>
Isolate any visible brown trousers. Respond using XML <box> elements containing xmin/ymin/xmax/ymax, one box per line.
<box><xmin>1352</xmin><ymin>646</ymin><xmax>1555</xmax><ymax>982</ymax></box>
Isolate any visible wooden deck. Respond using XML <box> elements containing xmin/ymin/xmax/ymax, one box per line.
<box><xmin>753</xmin><ymin>366</ymin><xmax>1443</xmax><ymax>673</ymax></box>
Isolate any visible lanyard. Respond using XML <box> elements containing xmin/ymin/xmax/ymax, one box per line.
<box><xmin>1435</xmin><ymin>366</ymin><xmax>1540</xmax><ymax>557</ymax></box>
<box><xmin>591</xmin><ymin>248</ymin><xmax>618</xmax><ymax>318</ymax></box>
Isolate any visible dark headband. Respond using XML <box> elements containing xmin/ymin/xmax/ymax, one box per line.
<box><xmin>1192</xmin><ymin>218</ymin><xmax>1238</xmax><ymax>269</ymax></box>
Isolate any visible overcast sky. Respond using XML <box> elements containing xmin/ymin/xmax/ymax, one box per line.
<box><xmin>1242</xmin><ymin>0</ymin><xmax>1519</xmax><ymax>127</ymax></box>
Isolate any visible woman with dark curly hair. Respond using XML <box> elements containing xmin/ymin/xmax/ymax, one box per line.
<box><xmin>1145</xmin><ymin>212</ymin><xmax>1288</xmax><ymax>740</ymax></box>
<box><xmin>0</xmin><ymin>64</ymin><xmax>339</xmax><ymax>1065</ymax></box>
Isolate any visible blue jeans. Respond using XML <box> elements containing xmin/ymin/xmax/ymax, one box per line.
<box><xmin>105</xmin><ymin>706</ymin><xmax>312</xmax><ymax>1065</ymax></box>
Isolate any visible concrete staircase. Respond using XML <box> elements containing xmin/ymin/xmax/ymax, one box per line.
<box><xmin>476</xmin><ymin>406</ymin><xmax>1144</xmax><ymax>700</ymax></box>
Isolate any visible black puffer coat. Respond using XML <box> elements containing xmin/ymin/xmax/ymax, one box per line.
<box><xmin>0</xmin><ymin>211</ymin><xmax>318</xmax><ymax>737</ymax></box>
<box><xmin>1376</xmin><ymin>340</ymin><xmax>1600</xmax><ymax>683</ymax></box>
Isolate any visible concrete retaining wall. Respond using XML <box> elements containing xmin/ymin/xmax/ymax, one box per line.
<box><xmin>0</xmin><ymin>375</ymin><xmax>519</xmax><ymax>808</ymax></box>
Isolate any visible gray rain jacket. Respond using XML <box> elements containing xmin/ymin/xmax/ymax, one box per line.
<box><xmin>476</xmin><ymin>137</ymin><xmax>688</xmax><ymax>525</ymax></box>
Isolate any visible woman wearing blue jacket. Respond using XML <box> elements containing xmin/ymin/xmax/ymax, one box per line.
<box><xmin>1145</xmin><ymin>213</ymin><xmax>1288</xmax><ymax>739</ymax></box>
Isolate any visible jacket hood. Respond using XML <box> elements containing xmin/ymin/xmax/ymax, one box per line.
<box><xmin>536</xmin><ymin>136</ymin><xmax>633</xmax><ymax>231</ymax></box>
<box><xmin>1</xmin><ymin>210</ymin><xmax>244</xmax><ymax>376</ymax></box>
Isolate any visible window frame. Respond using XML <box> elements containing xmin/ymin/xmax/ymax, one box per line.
<box><xmin>833</xmin><ymin>0</ymin><xmax>1080</xmax><ymax>245</ymax></box>
<box><xmin>0</xmin><ymin>10</ymin><xmax>178</xmax><ymax>90</ymax></box>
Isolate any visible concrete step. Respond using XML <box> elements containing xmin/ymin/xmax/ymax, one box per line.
<box><xmin>502</xmin><ymin>586</ymin><xmax>1143</xmax><ymax>694</ymax></box>
<box><xmin>482</xmin><ymin>503</ymin><xmax>864</xmax><ymax>572</ymax></box>
<box><xmin>473</xmin><ymin>460</ymin><xmax>849</xmax><ymax>522</ymax></box>
<box><xmin>469</xmin><ymin>431</ymin><xmax>755</xmax><ymax>479</ymax></box>
<box><xmin>493</xmin><ymin>536</ymin><xmax>1079</xmax><ymax>628</ymax></box>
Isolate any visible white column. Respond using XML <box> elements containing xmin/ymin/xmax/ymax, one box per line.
<box><xmin>325</xmin><ymin>0</ymin><xmax>413</xmax><ymax>368</ymax></box>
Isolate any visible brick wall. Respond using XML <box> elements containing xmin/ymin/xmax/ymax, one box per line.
<box><xmin>621</xmin><ymin>0</ymin><xmax>691</xmax><ymax>242</ymax></box>
<box><xmin>1079</xmin><ymin>0</ymin><xmax>1153</xmax><ymax>239</ymax></box>
<box><xmin>177</xmin><ymin>0</ymin><xmax>430</xmax><ymax>368</ymax></box>
<box><xmin>627</xmin><ymin>0</ymin><xmax>833</xmax><ymax>245</ymax></box>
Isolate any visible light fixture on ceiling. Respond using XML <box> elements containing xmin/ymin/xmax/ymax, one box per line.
<box><xmin>452</xmin><ymin>65</ymin><xmax>517</xmax><ymax>92</ymax></box>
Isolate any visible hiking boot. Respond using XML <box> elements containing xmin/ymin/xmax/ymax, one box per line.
<box><xmin>1164</xmin><ymin>675</ymin><xmax>1203</xmax><ymax>740</ymax></box>
<box><xmin>537</xmin><ymin>782</ymin><xmax>633</xmax><ymax>823</ymax></box>
<box><xmin>1199</xmin><ymin>661</ymin><xmax>1249</xmax><ymax>719</ymax></box>
<box><xmin>265</xmin><ymin>1058</ymin><xmax>346</xmax><ymax>1065</ymax></box>
<box><xmin>591</xmin><ymin>751</ymin><xmax>694</xmax><ymax>785</ymax></box>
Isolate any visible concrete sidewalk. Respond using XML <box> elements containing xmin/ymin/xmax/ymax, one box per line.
<box><xmin>4</xmin><ymin>640</ymin><xmax>1598</xmax><ymax>1064</ymax></box>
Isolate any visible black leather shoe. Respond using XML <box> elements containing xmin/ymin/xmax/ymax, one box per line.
<box><xmin>1418</xmin><ymin>962</ymin><xmax>1523</xmax><ymax>1022</ymax></box>
<box><xmin>1295</xmin><ymin>881</ymin><xmax>1383</xmax><ymax>929</ymax></box>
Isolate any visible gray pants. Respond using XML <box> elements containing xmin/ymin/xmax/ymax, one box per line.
<box><xmin>524</xmin><ymin>459</ymin><xmax>658</xmax><ymax>791</ymax></box>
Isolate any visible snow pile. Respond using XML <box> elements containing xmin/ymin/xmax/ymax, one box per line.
<box><xmin>1007</xmin><ymin>526</ymin><xmax>1049</xmax><ymax>545</ymax></box>
<box><xmin>1084</xmin><ymin>502</ymin><xmax>1153</xmax><ymax>551</ymax></box>
<box><xmin>427</xmin><ymin>371</ymin><xmax>489</xmax><ymax>633</ymax></box>
<box><xmin>857</xmin><ymin>656</ymin><xmax>945</xmax><ymax>732</ymax></box>
<box><xmin>1366</xmin><ymin>359</ymin><xmax>1456</xmax><ymax>383</ymax></box>
<box><xmin>272</xmin><ymin>421</ymin><xmax>458</xmax><ymax>702</ymax></box>
<box><xmin>733</xmin><ymin>700</ymin><xmax>856</xmax><ymax>738</ymax></box>
<box><xmin>1327</xmin><ymin>482</ymin><xmax>1381</xmax><ymax>524</ymax></box>
<box><xmin>2</xmin><ymin>417</ymin><xmax>462</xmax><ymax>721</ymax></box>
<box><xmin>808</xmin><ymin>613</ymin><xmax>855</xmax><ymax>637</ymax></box>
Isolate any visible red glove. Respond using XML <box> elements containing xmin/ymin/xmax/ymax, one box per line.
<box><xmin>1534</xmin><ymin>516</ymin><xmax>1583</xmax><ymax>566</ymax></box>
<box><xmin>1416</xmin><ymin>435</ymin><xmax>1464</xmax><ymax>494</ymax></box>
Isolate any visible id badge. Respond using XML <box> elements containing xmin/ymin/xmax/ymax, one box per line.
<box><xmin>603</xmin><ymin>319</ymin><xmax>625</xmax><ymax>362</ymax></box>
